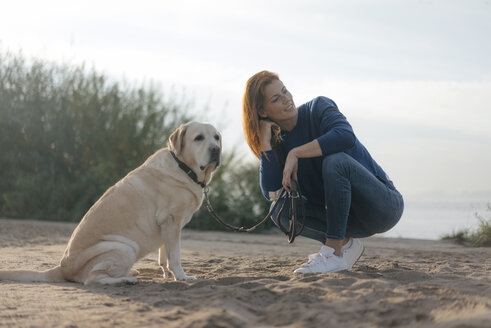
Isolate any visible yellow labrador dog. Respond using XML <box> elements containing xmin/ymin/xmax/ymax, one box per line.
<box><xmin>0</xmin><ymin>122</ymin><xmax>221</xmax><ymax>285</ymax></box>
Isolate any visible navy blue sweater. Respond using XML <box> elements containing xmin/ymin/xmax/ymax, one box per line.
<box><xmin>259</xmin><ymin>96</ymin><xmax>395</xmax><ymax>205</ymax></box>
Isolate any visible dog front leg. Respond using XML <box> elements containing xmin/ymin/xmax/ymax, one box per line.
<box><xmin>160</xmin><ymin>224</ymin><xmax>196</xmax><ymax>281</ymax></box>
<box><xmin>158</xmin><ymin>245</ymin><xmax>172</xmax><ymax>279</ymax></box>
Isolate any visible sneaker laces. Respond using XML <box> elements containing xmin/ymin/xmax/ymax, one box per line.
<box><xmin>303</xmin><ymin>252</ymin><xmax>327</xmax><ymax>267</ymax></box>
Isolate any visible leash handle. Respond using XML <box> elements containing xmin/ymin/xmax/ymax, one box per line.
<box><xmin>289</xmin><ymin>179</ymin><xmax>299</xmax><ymax>197</ymax></box>
<box><xmin>276</xmin><ymin>179</ymin><xmax>305</xmax><ymax>243</ymax></box>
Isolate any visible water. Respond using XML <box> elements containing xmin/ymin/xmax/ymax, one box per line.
<box><xmin>379</xmin><ymin>201</ymin><xmax>490</xmax><ymax>240</ymax></box>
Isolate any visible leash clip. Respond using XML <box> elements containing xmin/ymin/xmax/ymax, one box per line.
<box><xmin>289</xmin><ymin>191</ymin><xmax>299</xmax><ymax>199</ymax></box>
<box><xmin>289</xmin><ymin>179</ymin><xmax>299</xmax><ymax>199</ymax></box>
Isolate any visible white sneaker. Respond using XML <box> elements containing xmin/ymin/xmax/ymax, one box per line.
<box><xmin>294</xmin><ymin>245</ymin><xmax>349</xmax><ymax>274</ymax></box>
<box><xmin>341</xmin><ymin>238</ymin><xmax>364</xmax><ymax>269</ymax></box>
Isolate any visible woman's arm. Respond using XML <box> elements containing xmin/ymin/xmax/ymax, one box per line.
<box><xmin>258</xmin><ymin>119</ymin><xmax>276</xmax><ymax>151</ymax></box>
<box><xmin>260</xmin><ymin>151</ymin><xmax>283</xmax><ymax>199</ymax></box>
<box><xmin>282</xmin><ymin>139</ymin><xmax>322</xmax><ymax>192</ymax></box>
<box><xmin>259</xmin><ymin>119</ymin><xmax>283</xmax><ymax>199</ymax></box>
<box><xmin>315</xmin><ymin>97</ymin><xmax>356</xmax><ymax>155</ymax></box>
<box><xmin>282</xmin><ymin>97</ymin><xmax>355</xmax><ymax>191</ymax></box>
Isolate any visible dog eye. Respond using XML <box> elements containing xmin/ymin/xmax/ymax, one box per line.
<box><xmin>214</xmin><ymin>135</ymin><xmax>220</xmax><ymax>141</ymax></box>
<box><xmin>194</xmin><ymin>135</ymin><xmax>204</xmax><ymax>141</ymax></box>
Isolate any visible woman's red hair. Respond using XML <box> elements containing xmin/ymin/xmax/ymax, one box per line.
<box><xmin>242</xmin><ymin>70</ymin><xmax>280</xmax><ymax>159</ymax></box>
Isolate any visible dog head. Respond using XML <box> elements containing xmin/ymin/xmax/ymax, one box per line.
<box><xmin>168</xmin><ymin>122</ymin><xmax>221</xmax><ymax>183</ymax></box>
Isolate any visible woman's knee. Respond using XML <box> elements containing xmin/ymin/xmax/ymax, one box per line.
<box><xmin>322</xmin><ymin>153</ymin><xmax>352</xmax><ymax>175</ymax></box>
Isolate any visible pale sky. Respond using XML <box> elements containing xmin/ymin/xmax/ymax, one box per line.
<box><xmin>1</xmin><ymin>0</ymin><xmax>490</xmax><ymax>201</ymax></box>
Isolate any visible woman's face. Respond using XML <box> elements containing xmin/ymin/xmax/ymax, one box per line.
<box><xmin>259</xmin><ymin>79</ymin><xmax>297</xmax><ymax>124</ymax></box>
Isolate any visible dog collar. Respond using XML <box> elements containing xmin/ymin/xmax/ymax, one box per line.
<box><xmin>170</xmin><ymin>151</ymin><xmax>206</xmax><ymax>188</ymax></box>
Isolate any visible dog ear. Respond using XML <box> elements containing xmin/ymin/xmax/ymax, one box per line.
<box><xmin>168</xmin><ymin>124</ymin><xmax>187</xmax><ymax>155</ymax></box>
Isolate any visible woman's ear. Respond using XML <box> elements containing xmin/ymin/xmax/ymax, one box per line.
<box><xmin>258</xmin><ymin>108</ymin><xmax>268</xmax><ymax>119</ymax></box>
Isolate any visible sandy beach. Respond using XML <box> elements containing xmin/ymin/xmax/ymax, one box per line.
<box><xmin>0</xmin><ymin>218</ymin><xmax>490</xmax><ymax>327</ymax></box>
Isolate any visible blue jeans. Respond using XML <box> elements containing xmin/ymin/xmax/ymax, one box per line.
<box><xmin>270</xmin><ymin>153</ymin><xmax>404</xmax><ymax>243</ymax></box>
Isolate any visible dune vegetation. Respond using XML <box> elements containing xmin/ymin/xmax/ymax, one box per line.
<box><xmin>0</xmin><ymin>50</ymin><xmax>271</xmax><ymax>231</ymax></box>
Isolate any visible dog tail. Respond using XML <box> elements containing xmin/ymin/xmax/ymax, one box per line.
<box><xmin>0</xmin><ymin>265</ymin><xmax>65</xmax><ymax>282</ymax></box>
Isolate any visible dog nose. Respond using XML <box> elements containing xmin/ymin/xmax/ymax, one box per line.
<box><xmin>209</xmin><ymin>145</ymin><xmax>220</xmax><ymax>163</ymax></box>
<box><xmin>209</xmin><ymin>145</ymin><xmax>220</xmax><ymax>154</ymax></box>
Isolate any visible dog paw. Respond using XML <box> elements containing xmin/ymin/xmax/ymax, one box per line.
<box><xmin>123</xmin><ymin>277</ymin><xmax>139</xmax><ymax>285</ymax></box>
<box><xmin>161</xmin><ymin>268</ymin><xmax>173</xmax><ymax>280</ymax></box>
<box><xmin>176</xmin><ymin>275</ymin><xmax>197</xmax><ymax>281</ymax></box>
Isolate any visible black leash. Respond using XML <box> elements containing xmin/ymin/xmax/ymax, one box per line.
<box><xmin>203</xmin><ymin>179</ymin><xmax>306</xmax><ymax>243</ymax></box>
<box><xmin>170</xmin><ymin>150</ymin><xmax>305</xmax><ymax>243</ymax></box>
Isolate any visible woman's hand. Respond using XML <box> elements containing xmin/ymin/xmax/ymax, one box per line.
<box><xmin>282</xmin><ymin>149</ymin><xmax>298</xmax><ymax>192</ymax></box>
<box><xmin>259</xmin><ymin>119</ymin><xmax>279</xmax><ymax>151</ymax></box>
<box><xmin>281</xmin><ymin>140</ymin><xmax>323</xmax><ymax>192</ymax></box>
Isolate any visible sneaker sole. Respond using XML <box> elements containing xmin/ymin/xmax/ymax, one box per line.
<box><xmin>294</xmin><ymin>265</ymin><xmax>350</xmax><ymax>274</ymax></box>
<box><xmin>348</xmin><ymin>245</ymin><xmax>365</xmax><ymax>269</ymax></box>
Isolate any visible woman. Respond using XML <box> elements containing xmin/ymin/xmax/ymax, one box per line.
<box><xmin>242</xmin><ymin>71</ymin><xmax>404</xmax><ymax>274</ymax></box>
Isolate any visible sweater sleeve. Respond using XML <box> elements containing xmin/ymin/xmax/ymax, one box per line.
<box><xmin>314</xmin><ymin>97</ymin><xmax>356</xmax><ymax>155</ymax></box>
<box><xmin>259</xmin><ymin>150</ymin><xmax>284</xmax><ymax>200</ymax></box>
